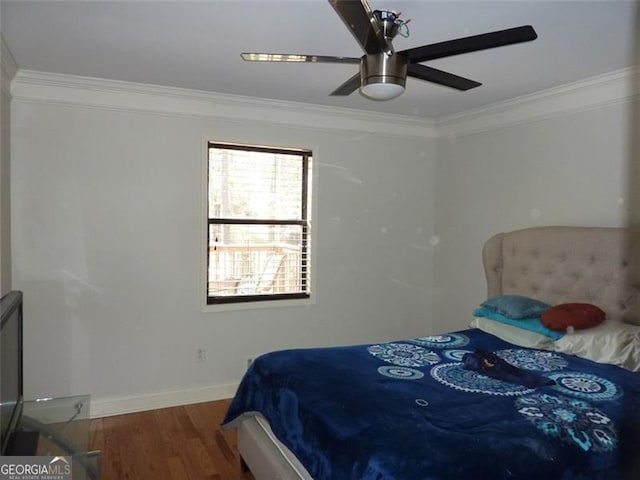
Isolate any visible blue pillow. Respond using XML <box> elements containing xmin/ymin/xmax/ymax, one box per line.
<box><xmin>481</xmin><ymin>295</ymin><xmax>550</xmax><ymax>320</ymax></box>
<box><xmin>473</xmin><ymin>307</ymin><xmax>564</xmax><ymax>340</ymax></box>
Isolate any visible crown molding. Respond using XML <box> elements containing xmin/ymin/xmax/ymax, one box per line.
<box><xmin>1</xmin><ymin>36</ymin><xmax>18</xmax><ymax>97</ymax></box>
<box><xmin>9</xmin><ymin>65</ymin><xmax>639</xmax><ymax>139</ymax></box>
<box><xmin>10</xmin><ymin>70</ymin><xmax>437</xmax><ymax>139</ymax></box>
<box><xmin>436</xmin><ymin>66</ymin><xmax>640</xmax><ymax>138</ymax></box>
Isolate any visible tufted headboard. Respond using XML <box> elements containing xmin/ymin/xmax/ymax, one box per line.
<box><xmin>483</xmin><ymin>226</ymin><xmax>640</xmax><ymax>325</ymax></box>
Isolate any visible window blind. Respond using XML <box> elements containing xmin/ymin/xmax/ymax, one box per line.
<box><xmin>207</xmin><ymin>143</ymin><xmax>311</xmax><ymax>304</ymax></box>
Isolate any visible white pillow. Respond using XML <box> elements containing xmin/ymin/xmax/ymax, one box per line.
<box><xmin>552</xmin><ymin>320</ymin><xmax>640</xmax><ymax>372</ymax></box>
<box><xmin>470</xmin><ymin>316</ymin><xmax>555</xmax><ymax>350</ymax></box>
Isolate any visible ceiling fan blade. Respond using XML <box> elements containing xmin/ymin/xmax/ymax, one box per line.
<box><xmin>400</xmin><ymin>25</ymin><xmax>537</xmax><ymax>63</ymax></box>
<box><xmin>328</xmin><ymin>0</ymin><xmax>387</xmax><ymax>55</ymax></box>
<box><xmin>241</xmin><ymin>53</ymin><xmax>360</xmax><ymax>64</ymax></box>
<box><xmin>407</xmin><ymin>64</ymin><xmax>481</xmax><ymax>91</ymax></box>
<box><xmin>330</xmin><ymin>72</ymin><xmax>362</xmax><ymax>96</ymax></box>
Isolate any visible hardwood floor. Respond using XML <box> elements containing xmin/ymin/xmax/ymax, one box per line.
<box><xmin>89</xmin><ymin>398</ymin><xmax>254</xmax><ymax>480</ymax></box>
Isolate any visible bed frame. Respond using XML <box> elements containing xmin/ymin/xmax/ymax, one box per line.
<box><xmin>234</xmin><ymin>225</ymin><xmax>640</xmax><ymax>480</ymax></box>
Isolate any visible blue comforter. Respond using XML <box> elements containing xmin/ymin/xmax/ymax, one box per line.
<box><xmin>223</xmin><ymin>329</ymin><xmax>640</xmax><ymax>479</ymax></box>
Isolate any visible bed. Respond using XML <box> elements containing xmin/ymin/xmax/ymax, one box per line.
<box><xmin>223</xmin><ymin>226</ymin><xmax>640</xmax><ymax>479</ymax></box>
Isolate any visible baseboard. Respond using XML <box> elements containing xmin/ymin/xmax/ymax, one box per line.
<box><xmin>90</xmin><ymin>382</ymin><xmax>239</xmax><ymax>418</ymax></box>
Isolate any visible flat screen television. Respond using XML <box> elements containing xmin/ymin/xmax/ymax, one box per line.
<box><xmin>0</xmin><ymin>290</ymin><xmax>24</xmax><ymax>455</ymax></box>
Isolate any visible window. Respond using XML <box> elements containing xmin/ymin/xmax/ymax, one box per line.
<box><xmin>206</xmin><ymin>142</ymin><xmax>312</xmax><ymax>305</ymax></box>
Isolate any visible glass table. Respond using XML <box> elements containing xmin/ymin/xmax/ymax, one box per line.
<box><xmin>18</xmin><ymin>395</ymin><xmax>101</xmax><ymax>480</ymax></box>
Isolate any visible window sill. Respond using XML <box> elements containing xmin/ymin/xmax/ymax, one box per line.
<box><xmin>201</xmin><ymin>295</ymin><xmax>315</xmax><ymax>313</ymax></box>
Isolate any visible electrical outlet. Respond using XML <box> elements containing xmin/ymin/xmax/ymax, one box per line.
<box><xmin>195</xmin><ymin>348</ymin><xmax>206</xmax><ymax>363</ymax></box>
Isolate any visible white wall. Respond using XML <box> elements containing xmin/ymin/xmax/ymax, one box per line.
<box><xmin>9</xmin><ymin>66</ymin><xmax>638</xmax><ymax>416</ymax></box>
<box><xmin>432</xmin><ymin>98</ymin><xmax>635</xmax><ymax>333</ymax></box>
<box><xmin>10</xmin><ymin>74</ymin><xmax>437</xmax><ymax>414</ymax></box>
<box><xmin>0</xmin><ymin>79</ymin><xmax>10</xmax><ymax>296</ymax></box>
<box><xmin>0</xmin><ymin>36</ymin><xmax>17</xmax><ymax>296</ymax></box>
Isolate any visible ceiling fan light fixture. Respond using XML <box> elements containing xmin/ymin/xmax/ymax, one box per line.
<box><xmin>360</xmin><ymin>81</ymin><xmax>405</xmax><ymax>101</ymax></box>
<box><xmin>359</xmin><ymin>53</ymin><xmax>407</xmax><ymax>101</ymax></box>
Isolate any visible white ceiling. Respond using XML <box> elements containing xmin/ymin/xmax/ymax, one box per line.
<box><xmin>1</xmin><ymin>0</ymin><xmax>637</xmax><ymax>119</ymax></box>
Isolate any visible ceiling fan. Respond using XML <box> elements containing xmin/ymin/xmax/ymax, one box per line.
<box><xmin>241</xmin><ymin>0</ymin><xmax>537</xmax><ymax>101</ymax></box>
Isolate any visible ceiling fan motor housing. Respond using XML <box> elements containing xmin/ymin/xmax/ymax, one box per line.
<box><xmin>360</xmin><ymin>53</ymin><xmax>408</xmax><ymax>100</ymax></box>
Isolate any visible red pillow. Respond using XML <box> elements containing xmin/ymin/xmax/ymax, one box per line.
<box><xmin>541</xmin><ymin>303</ymin><xmax>606</xmax><ymax>331</ymax></box>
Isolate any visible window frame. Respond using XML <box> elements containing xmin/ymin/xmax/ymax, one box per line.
<box><xmin>202</xmin><ymin>140</ymin><xmax>314</xmax><ymax>310</ymax></box>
